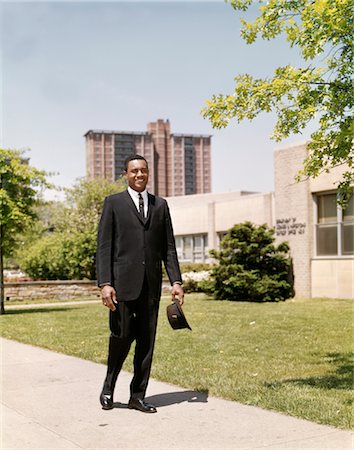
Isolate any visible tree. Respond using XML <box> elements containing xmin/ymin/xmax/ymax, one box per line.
<box><xmin>202</xmin><ymin>0</ymin><xmax>353</xmax><ymax>204</ymax></box>
<box><xmin>206</xmin><ymin>222</ymin><xmax>294</xmax><ymax>302</ymax></box>
<box><xmin>0</xmin><ymin>149</ymin><xmax>50</xmax><ymax>314</ymax></box>
<box><xmin>18</xmin><ymin>177</ymin><xmax>126</xmax><ymax>280</ymax></box>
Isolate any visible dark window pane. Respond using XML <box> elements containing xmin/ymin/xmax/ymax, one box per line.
<box><xmin>342</xmin><ymin>223</ymin><xmax>354</xmax><ymax>255</ymax></box>
<box><xmin>317</xmin><ymin>225</ymin><xmax>338</xmax><ymax>255</ymax></box>
<box><xmin>193</xmin><ymin>250</ymin><xmax>202</xmax><ymax>261</ymax></box>
<box><xmin>183</xmin><ymin>237</ymin><xmax>192</xmax><ymax>260</ymax></box>
<box><xmin>343</xmin><ymin>194</ymin><xmax>354</xmax><ymax>222</ymax></box>
<box><xmin>318</xmin><ymin>194</ymin><xmax>337</xmax><ymax>224</ymax></box>
<box><xmin>193</xmin><ymin>236</ymin><xmax>200</xmax><ymax>247</ymax></box>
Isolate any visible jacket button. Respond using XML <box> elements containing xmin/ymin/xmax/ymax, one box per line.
<box><xmin>142</xmin><ymin>261</ymin><xmax>145</xmax><ymax>265</ymax></box>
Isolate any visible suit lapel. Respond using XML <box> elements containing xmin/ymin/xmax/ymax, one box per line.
<box><xmin>123</xmin><ymin>190</ymin><xmax>154</xmax><ymax>226</ymax></box>
<box><xmin>145</xmin><ymin>193</ymin><xmax>155</xmax><ymax>226</ymax></box>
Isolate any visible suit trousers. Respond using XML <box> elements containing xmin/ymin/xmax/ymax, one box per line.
<box><xmin>103</xmin><ymin>274</ymin><xmax>159</xmax><ymax>400</ymax></box>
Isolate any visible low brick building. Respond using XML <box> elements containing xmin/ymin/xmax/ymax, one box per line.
<box><xmin>167</xmin><ymin>142</ymin><xmax>353</xmax><ymax>299</ymax></box>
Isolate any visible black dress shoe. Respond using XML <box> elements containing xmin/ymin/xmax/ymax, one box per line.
<box><xmin>100</xmin><ymin>391</ymin><xmax>114</xmax><ymax>410</ymax></box>
<box><xmin>128</xmin><ymin>398</ymin><xmax>157</xmax><ymax>413</ymax></box>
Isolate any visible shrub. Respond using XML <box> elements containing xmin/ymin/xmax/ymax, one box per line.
<box><xmin>208</xmin><ymin>221</ymin><xmax>294</xmax><ymax>302</ymax></box>
<box><xmin>19</xmin><ymin>233</ymin><xmax>69</xmax><ymax>280</ymax></box>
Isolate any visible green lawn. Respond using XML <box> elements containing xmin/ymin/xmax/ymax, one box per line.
<box><xmin>1</xmin><ymin>294</ymin><xmax>352</xmax><ymax>429</ymax></box>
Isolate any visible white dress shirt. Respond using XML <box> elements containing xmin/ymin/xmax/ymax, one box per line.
<box><xmin>127</xmin><ymin>187</ymin><xmax>148</xmax><ymax>218</ymax></box>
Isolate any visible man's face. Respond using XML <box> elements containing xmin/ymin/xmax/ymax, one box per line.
<box><xmin>124</xmin><ymin>159</ymin><xmax>149</xmax><ymax>192</ymax></box>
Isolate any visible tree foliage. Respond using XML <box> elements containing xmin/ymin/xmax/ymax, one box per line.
<box><xmin>0</xmin><ymin>149</ymin><xmax>50</xmax><ymax>313</ymax></box>
<box><xmin>202</xmin><ymin>0</ymin><xmax>354</xmax><ymax>203</ymax></box>
<box><xmin>0</xmin><ymin>149</ymin><xmax>50</xmax><ymax>255</ymax></box>
<box><xmin>206</xmin><ymin>222</ymin><xmax>294</xmax><ymax>302</ymax></box>
<box><xmin>17</xmin><ymin>177</ymin><xmax>126</xmax><ymax>280</ymax></box>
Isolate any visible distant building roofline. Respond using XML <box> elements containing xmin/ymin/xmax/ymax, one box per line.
<box><xmin>171</xmin><ymin>133</ymin><xmax>213</xmax><ymax>138</ymax></box>
<box><xmin>84</xmin><ymin>129</ymin><xmax>148</xmax><ymax>137</ymax></box>
<box><xmin>274</xmin><ymin>140</ymin><xmax>310</xmax><ymax>152</ymax></box>
<box><xmin>84</xmin><ymin>129</ymin><xmax>212</xmax><ymax>138</ymax></box>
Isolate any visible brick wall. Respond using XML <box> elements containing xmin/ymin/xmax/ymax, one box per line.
<box><xmin>4</xmin><ymin>280</ymin><xmax>101</xmax><ymax>302</ymax></box>
<box><xmin>4</xmin><ymin>280</ymin><xmax>173</xmax><ymax>302</ymax></box>
<box><xmin>274</xmin><ymin>142</ymin><xmax>314</xmax><ymax>297</ymax></box>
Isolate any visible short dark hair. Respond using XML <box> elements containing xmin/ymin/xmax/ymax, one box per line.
<box><xmin>123</xmin><ymin>154</ymin><xmax>148</xmax><ymax>172</ymax></box>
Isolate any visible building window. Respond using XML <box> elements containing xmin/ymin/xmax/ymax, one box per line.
<box><xmin>342</xmin><ymin>194</ymin><xmax>354</xmax><ymax>255</ymax></box>
<box><xmin>175</xmin><ymin>234</ymin><xmax>208</xmax><ymax>262</ymax></box>
<box><xmin>217</xmin><ymin>231</ymin><xmax>227</xmax><ymax>244</ymax></box>
<box><xmin>315</xmin><ymin>192</ymin><xmax>354</xmax><ymax>256</ymax></box>
<box><xmin>184</xmin><ymin>140</ymin><xmax>196</xmax><ymax>195</ymax></box>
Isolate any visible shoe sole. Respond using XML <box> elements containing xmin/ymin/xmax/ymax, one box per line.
<box><xmin>101</xmin><ymin>404</ymin><xmax>114</xmax><ymax>410</ymax></box>
<box><xmin>128</xmin><ymin>405</ymin><xmax>157</xmax><ymax>413</ymax></box>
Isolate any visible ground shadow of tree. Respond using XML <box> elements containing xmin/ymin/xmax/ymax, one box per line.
<box><xmin>265</xmin><ymin>352</ymin><xmax>353</xmax><ymax>390</ymax></box>
<box><xmin>3</xmin><ymin>307</ymin><xmax>73</xmax><ymax>315</ymax></box>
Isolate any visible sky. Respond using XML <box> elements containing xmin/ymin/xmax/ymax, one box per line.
<box><xmin>1</xmin><ymin>0</ymin><xmax>311</xmax><ymax>200</ymax></box>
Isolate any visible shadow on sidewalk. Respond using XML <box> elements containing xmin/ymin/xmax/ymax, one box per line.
<box><xmin>146</xmin><ymin>390</ymin><xmax>209</xmax><ymax>407</ymax></box>
<box><xmin>108</xmin><ymin>390</ymin><xmax>209</xmax><ymax>409</ymax></box>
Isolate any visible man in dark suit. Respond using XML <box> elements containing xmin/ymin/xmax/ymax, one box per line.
<box><xmin>96</xmin><ymin>154</ymin><xmax>184</xmax><ymax>414</ymax></box>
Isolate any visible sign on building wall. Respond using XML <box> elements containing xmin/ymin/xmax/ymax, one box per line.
<box><xmin>276</xmin><ymin>218</ymin><xmax>306</xmax><ymax>236</ymax></box>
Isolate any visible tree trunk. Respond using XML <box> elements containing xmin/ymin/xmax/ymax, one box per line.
<box><xmin>0</xmin><ymin>224</ymin><xmax>5</xmax><ymax>315</ymax></box>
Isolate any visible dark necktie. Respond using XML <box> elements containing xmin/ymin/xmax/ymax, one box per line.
<box><xmin>138</xmin><ymin>193</ymin><xmax>144</xmax><ymax>218</ymax></box>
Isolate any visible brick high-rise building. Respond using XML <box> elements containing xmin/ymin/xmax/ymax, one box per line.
<box><xmin>84</xmin><ymin>119</ymin><xmax>212</xmax><ymax>196</ymax></box>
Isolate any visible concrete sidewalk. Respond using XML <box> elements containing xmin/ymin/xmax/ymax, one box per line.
<box><xmin>1</xmin><ymin>337</ymin><xmax>352</xmax><ymax>450</ymax></box>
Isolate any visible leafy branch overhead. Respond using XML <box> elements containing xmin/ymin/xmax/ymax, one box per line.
<box><xmin>202</xmin><ymin>0</ymin><xmax>354</xmax><ymax>202</ymax></box>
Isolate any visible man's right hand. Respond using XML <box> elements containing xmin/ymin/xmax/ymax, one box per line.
<box><xmin>101</xmin><ymin>285</ymin><xmax>118</xmax><ymax>311</ymax></box>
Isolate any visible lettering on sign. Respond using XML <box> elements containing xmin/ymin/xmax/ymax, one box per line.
<box><xmin>276</xmin><ymin>217</ymin><xmax>306</xmax><ymax>236</ymax></box>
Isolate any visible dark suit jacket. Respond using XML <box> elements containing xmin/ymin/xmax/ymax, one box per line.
<box><xmin>96</xmin><ymin>190</ymin><xmax>182</xmax><ymax>301</ymax></box>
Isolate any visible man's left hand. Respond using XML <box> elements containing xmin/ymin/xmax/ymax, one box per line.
<box><xmin>172</xmin><ymin>283</ymin><xmax>184</xmax><ymax>305</ymax></box>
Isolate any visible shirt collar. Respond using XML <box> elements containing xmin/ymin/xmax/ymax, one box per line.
<box><xmin>127</xmin><ymin>186</ymin><xmax>148</xmax><ymax>201</ymax></box>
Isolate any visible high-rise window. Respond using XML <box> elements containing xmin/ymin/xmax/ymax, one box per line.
<box><xmin>184</xmin><ymin>138</ymin><xmax>195</xmax><ymax>195</ymax></box>
<box><xmin>114</xmin><ymin>135</ymin><xmax>135</xmax><ymax>177</ymax></box>
<box><xmin>315</xmin><ymin>192</ymin><xmax>354</xmax><ymax>256</ymax></box>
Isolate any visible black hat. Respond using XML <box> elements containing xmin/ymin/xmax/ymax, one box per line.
<box><xmin>167</xmin><ymin>300</ymin><xmax>192</xmax><ymax>331</ymax></box>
